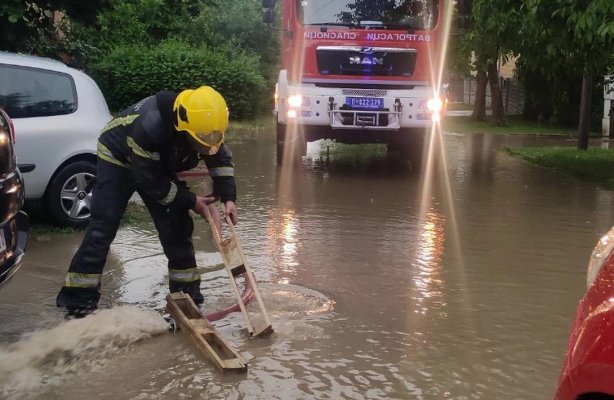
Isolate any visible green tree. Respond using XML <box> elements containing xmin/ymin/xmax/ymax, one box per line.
<box><xmin>178</xmin><ymin>0</ymin><xmax>279</xmax><ymax>86</ymax></box>
<box><xmin>0</xmin><ymin>0</ymin><xmax>109</xmax><ymax>54</ymax></box>
<box><xmin>462</xmin><ymin>0</ymin><xmax>520</xmax><ymax>126</ymax></box>
<box><xmin>91</xmin><ymin>41</ymin><xmax>266</xmax><ymax>118</ymax></box>
<box><xmin>522</xmin><ymin>0</ymin><xmax>614</xmax><ymax>149</ymax></box>
<box><xmin>92</xmin><ymin>0</ymin><xmax>199</xmax><ymax>51</ymax></box>
<box><xmin>76</xmin><ymin>0</ymin><xmax>278</xmax><ymax>89</ymax></box>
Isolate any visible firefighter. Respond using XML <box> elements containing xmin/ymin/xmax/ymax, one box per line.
<box><xmin>56</xmin><ymin>86</ymin><xmax>237</xmax><ymax>318</ymax></box>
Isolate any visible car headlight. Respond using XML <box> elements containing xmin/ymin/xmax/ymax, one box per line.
<box><xmin>587</xmin><ymin>226</ymin><xmax>614</xmax><ymax>288</ymax></box>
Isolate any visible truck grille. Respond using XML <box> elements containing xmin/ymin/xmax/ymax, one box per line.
<box><xmin>342</xmin><ymin>89</ymin><xmax>388</xmax><ymax>97</ymax></box>
<box><xmin>316</xmin><ymin>46</ymin><xmax>417</xmax><ymax>77</ymax></box>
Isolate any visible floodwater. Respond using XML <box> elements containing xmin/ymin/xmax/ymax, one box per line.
<box><xmin>1</xmin><ymin>128</ymin><xmax>613</xmax><ymax>400</ymax></box>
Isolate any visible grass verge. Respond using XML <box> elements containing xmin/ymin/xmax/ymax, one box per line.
<box><xmin>444</xmin><ymin>115</ymin><xmax>580</xmax><ymax>136</ymax></box>
<box><xmin>30</xmin><ymin>201</ymin><xmax>153</xmax><ymax>236</ymax></box>
<box><xmin>503</xmin><ymin>147</ymin><xmax>614</xmax><ymax>190</ymax></box>
<box><xmin>446</xmin><ymin>102</ymin><xmax>474</xmax><ymax>111</ymax></box>
<box><xmin>228</xmin><ymin>116</ymin><xmax>276</xmax><ymax>140</ymax></box>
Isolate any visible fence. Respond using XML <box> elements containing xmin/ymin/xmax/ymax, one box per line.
<box><xmin>447</xmin><ymin>76</ymin><xmax>525</xmax><ymax>116</ymax></box>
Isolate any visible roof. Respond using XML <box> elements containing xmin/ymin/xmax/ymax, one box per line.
<box><xmin>0</xmin><ymin>51</ymin><xmax>70</xmax><ymax>72</ymax></box>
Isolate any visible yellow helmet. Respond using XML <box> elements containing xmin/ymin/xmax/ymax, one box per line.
<box><xmin>173</xmin><ymin>86</ymin><xmax>229</xmax><ymax>153</ymax></box>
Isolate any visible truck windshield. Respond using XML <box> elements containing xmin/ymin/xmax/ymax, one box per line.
<box><xmin>297</xmin><ymin>0</ymin><xmax>439</xmax><ymax>30</ymax></box>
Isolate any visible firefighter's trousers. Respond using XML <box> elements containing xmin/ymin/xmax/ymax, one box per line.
<box><xmin>56</xmin><ymin>158</ymin><xmax>203</xmax><ymax>312</ymax></box>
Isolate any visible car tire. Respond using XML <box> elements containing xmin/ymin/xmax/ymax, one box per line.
<box><xmin>47</xmin><ymin>160</ymin><xmax>97</xmax><ymax>228</ymax></box>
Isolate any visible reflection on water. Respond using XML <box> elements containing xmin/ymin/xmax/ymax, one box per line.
<box><xmin>413</xmin><ymin>208</ymin><xmax>446</xmax><ymax>306</ymax></box>
<box><xmin>280</xmin><ymin>210</ymin><xmax>299</xmax><ymax>271</ymax></box>
<box><xmin>1</xmin><ymin>132</ymin><xmax>613</xmax><ymax>399</ymax></box>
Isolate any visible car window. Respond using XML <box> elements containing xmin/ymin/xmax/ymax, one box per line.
<box><xmin>0</xmin><ymin>110</ymin><xmax>16</xmax><ymax>174</ymax></box>
<box><xmin>0</xmin><ymin>64</ymin><xmax>78</xmax><ymax>119</ymax></box>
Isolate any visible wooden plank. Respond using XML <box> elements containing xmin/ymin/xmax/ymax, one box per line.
<box><xmin>165</xmin><ymin>292</ymin><xmax>247</xmax><ymax>373</ymax></box>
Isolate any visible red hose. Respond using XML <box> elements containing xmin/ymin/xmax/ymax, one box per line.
<box><xmin>205</xmin><ymin>273</ymin><xmax>255</xmax><ymax>321</ymax></box>
<box><xmin>177</xmin><ymin>170</ymin><xmax>209</xmax><ymax>178</ymax></box>
<box><xmin>177</xmin><ymin>165</ymin><xmax>209</xmax><ymax>179</ymax></box>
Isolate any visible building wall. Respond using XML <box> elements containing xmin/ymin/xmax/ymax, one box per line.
<box><xmin>499</xmin><ymin>55</ymin><xmax>518</xmax><ymax>79</ymax></box>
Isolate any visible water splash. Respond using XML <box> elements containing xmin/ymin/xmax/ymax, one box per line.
<box><xmin>0</xmin><ymin>306</ymin><xmax>167</xmax><ymax>398</ymax></box>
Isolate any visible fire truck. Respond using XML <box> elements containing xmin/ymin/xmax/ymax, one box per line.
<box><xmin>263</xmin><ymin>0</ymin><xmax>448</xmax><ymax>165</ymax></box>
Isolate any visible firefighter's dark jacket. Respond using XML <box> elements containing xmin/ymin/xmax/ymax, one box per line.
<box><xmin>97</xmin><ymin>91</ymin><xmax>236</xmax><ymax>210</ymax></box>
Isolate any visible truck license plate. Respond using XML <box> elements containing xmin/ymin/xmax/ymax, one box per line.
<box><xmin>345</xmin><ymin>97</ymin><xmax>384</xmax><ymax>110</ymax></box>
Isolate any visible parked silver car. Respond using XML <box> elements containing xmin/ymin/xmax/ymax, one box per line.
<box><xmin>0</xmin><ymin>52</ymin><xmax>112</xmax><ymax>227</ymax></box>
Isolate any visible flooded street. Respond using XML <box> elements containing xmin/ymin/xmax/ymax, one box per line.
<box><xmin>1</xmin><ymin>129</ymin><xmax>613</xmax><ymax>400</ymax></box>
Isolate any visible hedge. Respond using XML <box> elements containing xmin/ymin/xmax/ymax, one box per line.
<box><xmin>91</xmin><ymin>41</ymin><xmax>267</xmax><ymax>119</ymax></box>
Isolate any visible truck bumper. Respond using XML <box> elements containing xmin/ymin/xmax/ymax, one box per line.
<box><xmin>277</xmin><ymin>82</ymin><xmax>440</xmax><ymax>132</ymax></box>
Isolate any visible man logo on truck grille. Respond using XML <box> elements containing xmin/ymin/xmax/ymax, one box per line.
<box><xmin>349</xmin><ymin>55</ymin><xmax>384</xmax><ymax>65</ymax></box>
<box><xmin>349</xmin><ymin>48</ymin><xmax>384</xmax><ymax>65</ymax></box>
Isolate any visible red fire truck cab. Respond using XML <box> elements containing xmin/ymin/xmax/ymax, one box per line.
<box><xmin>263</xmin><ymin>0</ymin><xmax>447</xmax><ymax>164</ymax></box>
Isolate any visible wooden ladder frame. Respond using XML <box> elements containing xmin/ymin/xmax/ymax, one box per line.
<box><xmin>204</xmin><ymin>206</ymin><xmax>273</xmax><ymax>338</ymax></box>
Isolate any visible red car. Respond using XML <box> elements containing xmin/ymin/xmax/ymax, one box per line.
<box><xmin>555</xmin><ymin>227</ymin><xmax>614</xmax><ymax>399</ymax></box>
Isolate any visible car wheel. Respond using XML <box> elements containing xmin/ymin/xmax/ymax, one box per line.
<box><xmin>47</xmin><ymin>160</ymin><xmax>96</xmax><ymax>228</ymax></box>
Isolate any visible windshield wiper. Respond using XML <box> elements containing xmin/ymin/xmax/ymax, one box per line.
<box><xmin>305</xmin><ymin>22</ymin><xmax>359</xmax><ymax>28</ymax></box>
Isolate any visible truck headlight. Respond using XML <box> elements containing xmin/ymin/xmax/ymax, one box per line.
<box><xmin>426</xmin><ymin>98</ymin><xmax>443</xmax><ymax>112</ymax></box>
<box><xmin>587</xmin><ymin>226</ymin><xmax>614</xmax><ymax>288</ymax></box>
<box><xmin>427</xmin><ymin>98</ymin><xmax>443</xmax><ymax>121</ymax></box>
<box><xmin>287</xmin><ymin>95</ymin><xmax>303</xmax><ymax>108</ymax></box>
